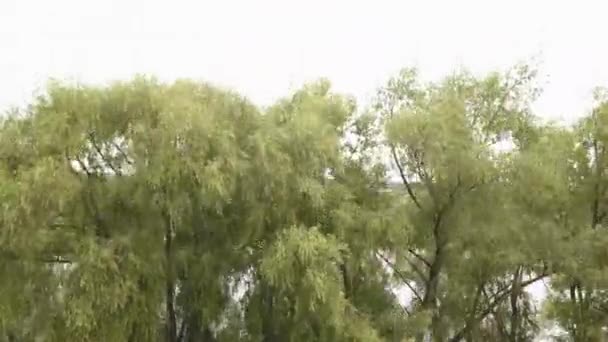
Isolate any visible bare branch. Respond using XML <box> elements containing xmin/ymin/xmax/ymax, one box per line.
<box><xmin>390</xmin><ymin>145</ymin><xmax>423</xmax><ymax>210</ymax></box>
<box><xmin>403</xmin><ymin>254</ymin><xmax>428</xmax><ymax>282</ymax></box>
<box><xmin>41</xmin><ymin>256</ymin><xmax>73</xmax><ymax>264</ymax></box>
<box><xmin>407</xmin><ymin>248</ymin><xmax>431</xmax><ymax>268</ymax></box>
<box><xmin>465</xmin><ymin>282</ymin><xmax>486</xmax><ymax>338</ymax></box>
<box><xmin>75</xmin><ymin>156</ymin><xmax>93</xmax><ymax>177</ymax></box>
<box><xmin>112</xmin><ymin>141</ymin><xmax>134</xmax><ymax>165</ymax></box>
<box><xmin>410</xmin><ymin>149</ymin><xmax>439</xmax><ymax>205</ymax></box>
<box><xmin>89</xmin><ymin>134</ymin><xmax>122</xmax><ymax>176</ymax></box>
<box><xmin>449</xmin><ymin>272</ymin><xmax>549</xmax><ymax>342</ymax></box>
<box><xmin>376</xmin><ymin>251</ymin><xmax>423</xmax><ymax>303</ymax></box>
<box><xmin>0</xmin><ymin>250</ymin><xmax>73</xmax><ymax>264</ymax></box>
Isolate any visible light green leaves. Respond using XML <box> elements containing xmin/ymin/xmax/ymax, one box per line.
<box><xmin>2</xmin><ymin>63</ymin><xmax>608</xmax><ymax>341</ymax></box>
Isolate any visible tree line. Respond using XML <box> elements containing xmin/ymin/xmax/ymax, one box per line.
<box><xmin>1</xmin><ymin>63</ymin><xmax>607</xmax><ymax>341</ymax></box>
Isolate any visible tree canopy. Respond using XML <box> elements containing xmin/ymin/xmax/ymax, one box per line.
<box><xmin>1</xmin><ymin>66</ymin><xmax>607</xmax><ymax>341</ymax></box>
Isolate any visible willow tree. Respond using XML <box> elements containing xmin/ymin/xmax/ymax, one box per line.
<box><xmin>0</xmin><ymin>78</ymin><xmax>273</xmax><ymax>341</ymax></box>
<box><xmin>540</xmin><ymin>89</ymin><xmax>608</xmax><ymax>341</ymax></box>
<box><xmin>0</xmin><ymin>77</ymin><xmax>408</xmax><ymax>342</ymax></box>
<box><xmin>236</xmin><ymin>80</ymin><xmax>408</xmax><ymax>342</ymax></box>
<box><xmin>373</xmin><ymin>64</ymin><xmax>557</xmax><ymax>341</ymax></box>
<box><xmin>4</xmin><ymin>66</ymin><xmax>608</xmax><ymax>342</ymax></box>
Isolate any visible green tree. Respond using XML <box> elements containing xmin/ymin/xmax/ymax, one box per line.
<box><xmin>542</xmin><ymin>89</ymin><xmax>608</xmax><ymax>341</ymax></box>
<box><xmin>2</xmin><ymin>65</ymin><xmax>608</xmax><ymax>342</ymax></box>
<box><xmin>0</xmin><ymin>77</ymin><xmax>407</xmax><ymax>341</ymax></box>
<box><xmin>373</xmin><ymin>64</ymin><xmax>554</xmax><ymax>341</ymax></box>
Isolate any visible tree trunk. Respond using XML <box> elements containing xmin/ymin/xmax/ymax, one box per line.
<box><xmin>424</xmin><ymin>249</ymin><xmax>446</xmax><ymax>342</ymax></box>
<box><xmin>419</xmin><ymin>213</ymin><xmax>447</xmax><ymax>342</ymax></box>
<box><xmin>164</xmin><ymin>212</ymin><xmax>177</xmax><ymax>342</ymax></box>
<box><xmin>340</xmin><ymin>263</ymin><xmax>352</xmax><ymax>299</ymax></box>
<box><xmin>509</xmin><ymin>267</ymin><xmax>522</xmax><ymax>342</ymax></box>
<box><xmin>261</xmin><ymin>285</ymin><xmax>279</xmax><ymax>342</ymax></box>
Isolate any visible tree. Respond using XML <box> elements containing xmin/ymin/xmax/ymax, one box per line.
<box><xmin>0</xmin><ymin>78</ymin><xmax>273</xmax><ymax>341</ymax></box>
<box><xmin>373</xmin><ymin>64</ymin><xmax>555</xmax><ymax>341</ymax></box>
<box><xmin>0</xmin><ymin>77</ymin><xmax>408</xmax><ymax>341</ymax></box>
<box><xmin>542</xmin><ymin>88</ymin><xmax>608</xmax><ymax>341</ymax></box>
<box><xmin>1</xmin><ymin>65</ymin><xmax>608</xmax><ymax>342</ymax></box>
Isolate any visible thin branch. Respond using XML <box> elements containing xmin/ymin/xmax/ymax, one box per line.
<box><xmin>449</xmin><ymin>272</ymin><xmax>549</xmax><ymax>342</ymax></box>
<box><xmin>407</xmin><ymin>248</ymin><xmax>431</xmax><ymax>268</ymax></box>
<box><xmin>457</xmin><ymin>281</ymin><xmax>486</xmax><ymax>341</ymax></box>
<box><xmin>492</xmin><ymin>309</ymin><xmax>509</xmax><ymax>338</ymax></box>
<box><xmin>469</xmin><ymin>281</ymin><xmax>485</xmax><ymax>317</ymax></box>
<box><xmin>447</xmin><ymin>173</ymin><xmax>463</xmax><ymax>202</ymax></box>
<box><xmin>411</xmin><ymin>149</ymin><xmax>439</xmax><ymax>205</ymax></box>
<box><xmin>75</xmin><ymin>156</ymin><xmax>93</xmax><ymax>177</ymax></box>
<box><xmin>89</xmin><ymin>134</ymin><xmax>122</xmax><ymax>176</ymax></box>
<box><xmin>0</xmin><ymin>251</ymin><xmax>73</xmax><ymax>264</ymax></box>
<box><xmin>390</xmin><ymin>144</ymin><xmax>422</xmax><ymax>210</ymax></box>
<box><xmin>65</xmin><ymin>152</ymin><xmax>84</xmax><ymax>177</ymax></box>
<box><xmin>376</xmin><ymin>251</ymin><xmax>423</xmax><ymax>302</ymax></box>
<box><xmin>403</xmin><ymin>254</ymin><xmax>428</xmax><ymax>282</ymax></box>
<box><xmin>112</xmin><ymin>141</ymin><xmax>134</xmax><ymax>165</ymax></box>
<box><xmin>591</xmin><ymin>302</ymin><xmax>608</xmax><ymax>315</ymax></box>
<box><xmin>41</xmin><ymin>256</ymin><xmax>73</xmax><ymax>264</ymax></box>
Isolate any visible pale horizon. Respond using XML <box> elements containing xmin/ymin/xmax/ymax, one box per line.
<box><xmin>2</xmin><ymin>0</ymin><xmax>608</xmax><ymax>124</ymax></box>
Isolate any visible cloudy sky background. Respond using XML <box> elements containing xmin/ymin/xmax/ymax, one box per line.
<box><xmin>2</xmin><ymin>0</ymin><xmax>607</xmax><ymax>123</ymax></box>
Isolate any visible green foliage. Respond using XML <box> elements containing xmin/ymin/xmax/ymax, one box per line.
<box><xmin>0</xmin><ymin>65</ymin><xmax>607</xmax><ymax>342</ymax></box>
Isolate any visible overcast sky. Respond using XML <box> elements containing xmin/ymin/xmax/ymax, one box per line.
<box><xmin>2</xmin><ymin>0</ymin><xmax>607</xmax><ymax>122</ymax></box>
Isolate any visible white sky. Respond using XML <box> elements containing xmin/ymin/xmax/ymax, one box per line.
<box><xmin>1</xmin><ymin>0</ymin><xmax>607</xmax><ymax>120</ymax></box>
